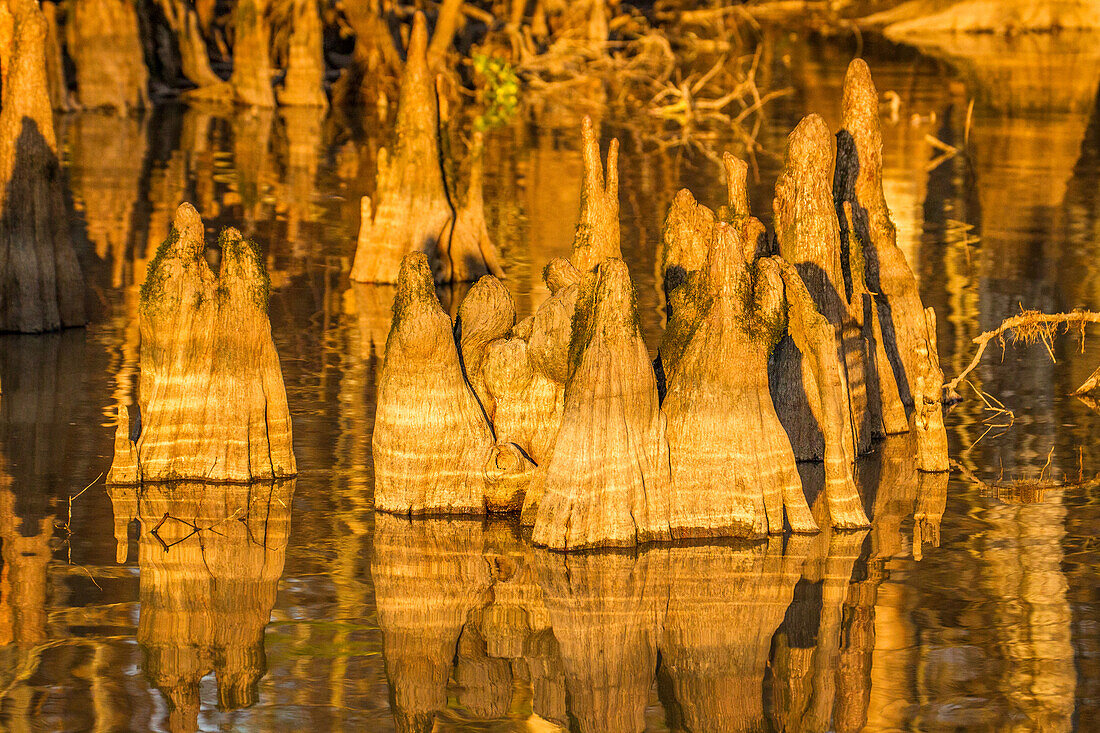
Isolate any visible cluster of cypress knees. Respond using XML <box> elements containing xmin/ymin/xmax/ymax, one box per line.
<box><xmin>104</xmin><ymin>9</ymin><xmax>948</xmax><ymax>551</ymax></box>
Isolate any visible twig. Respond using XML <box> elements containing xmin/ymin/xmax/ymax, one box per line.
<box><xmin>945</xmin><ymin>309</ymin><xmax>1100</xmax><ymax>395</ymax></box>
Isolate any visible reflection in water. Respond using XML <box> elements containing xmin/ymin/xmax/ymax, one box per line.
<box><xmin>1</xmin><ymin>33</ymin><xmax>1100</xmax><ymax>732</ymax></box>
<box><xmin>108</xmin><ymin>481</ymin><xmax>294</xmax><ymax>732</ymax></box>
<box><xmin>370</xmin><ymin>437</ymin><xmax>944</xmax><ymax>731</ymax></box>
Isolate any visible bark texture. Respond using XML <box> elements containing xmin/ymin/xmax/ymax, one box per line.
<box><xmin>107</xmin><ymin>203</ymin><xmax>296</xmax><ymax>483</ymax></box>
<box><xmin>771</xmin><ymin>113</ymin><xmax>872</xmax><ymax>463</ymax></box>
<box><xmin>455</xmin><ymin>274</ymin><xmax>516</xmax><ymax>420</ymax></box>
<box><xmin>834</xmin><ymin>59</ymin><xmax>949</xmax><ymax>472</ymax></box>
<box><xmin>531</xmin><ymin>258</ymin><xmax>672</xmax><ymax>550</ymax></box>
<box><xmin>0</xmin><ymin>0</ymin><xmax>85</xmax><ymax>333</ymax></box>
<box><xmin>67</xmin><ymin>0</ymin><xmax>148</xmax><ymax>111</ymax></box>
<box><xmin>570</xmin><ymin>115</ymin><xmax>622</xmax><ymax>274</ymax></box>
<box><xmin>373</xmin><ymin>253</ymin><xmax>531</xmax><ymax>514</ymax></box>
<box><xmin>663</xmin><ymin>220</ymin><xmax>819</xmax><ymax>538</ymax></box>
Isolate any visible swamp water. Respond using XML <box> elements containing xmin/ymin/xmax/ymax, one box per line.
<box><xmin>3</xmin><ymin>34</ymin><xmax>1100</xmax><ymax>731</ymax></box>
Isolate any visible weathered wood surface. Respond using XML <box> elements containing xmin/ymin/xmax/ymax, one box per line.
<box><xmin>372</xmin><ymin>253</ymin><xmax>496</xmax><ymax>513</ymax></box>
<box><xmin>772</xmin><ymin>113</ymin><xmax>874</xmax><ymax>462</ymax></box>
<box><xmin>0</xmin><ymin>0</ymin><xmax>85</xmax><ymax>333</ymax></box>
<box><xmin>107</xmin><ymin>203</ymin><xmax>296</xmax><ymax>484</ymax></box>
<box><xmin>531</xmin><ymin>259</ymin><xmax>672</xmax><ymax>550</ymax></box>
<box><xmin>835</xmin><ymin>59</ymin><xmax>949</xmax><ymax>471</ymax></box>
<box><xmin>663</xmin><ymin>218</ymin><xmax>819</xmax><ymax>538</ymax></box>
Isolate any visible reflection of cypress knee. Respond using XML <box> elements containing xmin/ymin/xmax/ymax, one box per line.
<box><xmin>532</xmin><ymin>259</ymin><xmax>672</xmax><ymax>549</ymax></box>
<box><xmin>371</xmin><ymin>515</ymin><xmax>493</xmax><ymax>732</ymax></box>
<box><xmin>537</xmin><ymin>549</ymin><xmax>661</xmax><ymax>733</ymax></box>
<box><xmin>116</xmin><ymin>482</ymin><xmax>293</xmax><ymax>732</ymax></box>
<box><xmin>0</xmin><ymin>0</ymin><xmax>85</xmax><ymax>332</ymax></box>
<box><xmin>659</xmin><ymin>539</ymin><xmax>806</xmax><ymax>733</ymax></box>
<box><xmin>107</xmin><ymin>204</ymin><xmax>296</xmax><ymax>484</ymax></box>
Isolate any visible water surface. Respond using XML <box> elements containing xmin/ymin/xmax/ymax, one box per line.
<box><xmin>3</xmin><ymin>32</ymin><xmax>1100</xmax><ymax>731</ymax></box>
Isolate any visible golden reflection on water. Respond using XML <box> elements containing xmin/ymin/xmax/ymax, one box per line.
<box><xmin>0</xmin><ymin>31</ymin><xmax>1099</xmax><ymax>732</ymax></box>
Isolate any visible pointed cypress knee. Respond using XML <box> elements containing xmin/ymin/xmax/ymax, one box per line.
<box><xmin>107</xmin><ymin>204</ymin><xmax>296</xmax><ymax>484</ymax></box>
<box><xmin>531</xmin><ymin>258</ymin><xmax>672</xmax><ymax>550</ymax></box>
<box><xmin>771</xmin><ymin>114</ymin><xmax>873</xmax><ymax>463</ymax></box>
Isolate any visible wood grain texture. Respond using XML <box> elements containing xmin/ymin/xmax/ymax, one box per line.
<box><xmin>772</xmin><ymin>113</ymin><xmax>874</xmax><ymax>462</ymax></box>
<box><xmin>0</xmin><ymin>0</ymin><xmax>85</xmax><ymax>333</ymax></box>
<box><xmin>835</xmin><ymin>59</ymin><xmax>949</xmax><ymax>471</ymax></box>
<box><xmin>456</xmin><ymin>275</ymin><xmax>516</xmax><ymax>420</ymax></box>
<box><xmin>373</xmin><ymin>253</ymin><xmax>496</xmax><ymax>514</ymax></box>
<box><xmin>531</xmin><ymin>259</ymin><xmax>672</xmax><ymax>550</ymax></box>
<box><xmin>663</xmin><ymin>220</ymin><xmax>819</xmax><ymax>538</ymax></box>
<box><xmin>107</xmin><ymin>203</ymin><xmax>296</xmax><ymax>484</ymax></box>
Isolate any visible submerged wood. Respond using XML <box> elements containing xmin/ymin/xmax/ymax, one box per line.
<box><xmin>67</xmin><ymin>0</ymin><xmax>148</xmax><ymax>111</ymax></box>
<box><xmin>531</xmin><ymin>258</ymin><xmax>672</xmax><ymax>550</ymax></box>
<box><xmin>772</xmin><ymin>113</ymin><xmax>873</xmax><ymax>461</ymax></box>
<box><xmin>351</xmin><ymin>12</ymin><xmax>503</xmax><ymax>285</ymax></box>
<box><xmin>835</xmin><ymin>59</ymin><xmax>948</xmax><ymax>471</ymax></box>
<box><xmin>107</xmin><ymin>203</ymin><xmax>296</xmax><ymax>483</ymax></box>
<box><xmin>108</xmin><ymin>481</ymin><xmax>292</xmax><ymax>731</ymax></box>
<box><xmin>0</xmin><ymin>0</ymin><xmax>85</xmax><ymax>332</ymax></box>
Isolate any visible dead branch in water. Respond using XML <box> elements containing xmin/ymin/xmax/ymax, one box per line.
<box><xmin>945</xmin><ymin>308</ymin><xmax>1100</xmax><ymax>397</ymax></box>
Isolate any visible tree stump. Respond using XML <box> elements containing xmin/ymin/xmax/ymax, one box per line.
<box><xmin>107</xmin><ymin>204</ymin><xmax>296</xmax><ymax>484</ymax></box>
